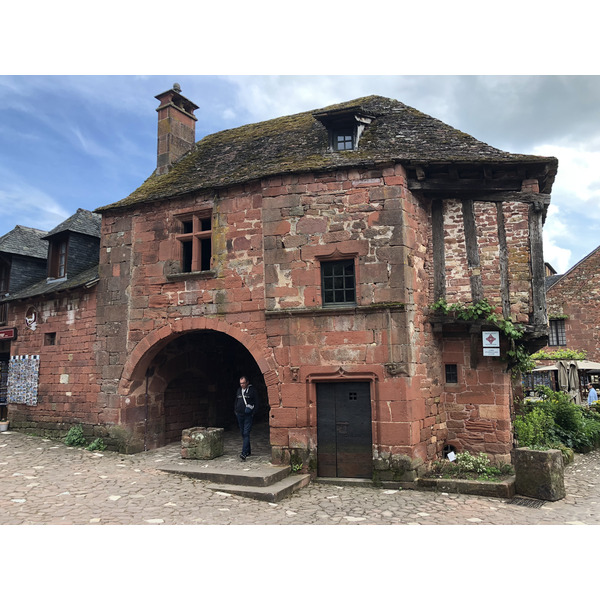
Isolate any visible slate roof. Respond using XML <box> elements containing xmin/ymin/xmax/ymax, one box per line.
<box><xmin>97</xmin><ymin>95</ymin><xmax>558</xmax><ymax>213</ymax></box>
<box><xmin>43</xmin><ymin>208</ymin><xmax>101</xmax><ymax>239</ymax></box>
<box><xmin>545</xmin><ymin>274</ymin><xmax>563</xmax><ymax>290</ymax></box>
<box><xmin>0</xmin><ymin>225</ymin><xmax>48</xmax><ymax>259</ymax></box>
<box><xmin>0</xmin><ymin>265</ymin><xmax>99</xmax><ymax>303</ymax></box>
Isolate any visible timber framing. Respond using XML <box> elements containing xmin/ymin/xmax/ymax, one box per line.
<box><xmin>406</xmin><ymin>162</ymin><xmax>556</xmax><ymax>196</ymax></box>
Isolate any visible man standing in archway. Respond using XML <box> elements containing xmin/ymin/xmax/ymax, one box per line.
<box><xmin>235</xmin><ymin>375</ymin><xmax>258</xmax><ymax>460</ymax></box>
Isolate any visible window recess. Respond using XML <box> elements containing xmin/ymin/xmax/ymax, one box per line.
<box><xmin>548</xmin><ymin>319</ymin><xmax>566</xmax><ymax>346</ymax></box>
<box><xmin>48</xmin><ymin>234</ymin><xmax>68</xmax><ymax>279</ymax></box>
<box><xmin>175</xmin><ymin>212</ymin><xmax>212</xmax><ymax>273</ymax></box>
<box><xmin>321</xmin><ymin>259</ymin><xmax>356</xmax><ymax>306</ymax></box>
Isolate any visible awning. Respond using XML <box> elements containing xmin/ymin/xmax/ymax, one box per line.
<box><xmin>532</xmin><ymin>360</ymin><xmax>600</xmax><ymax>372</ymax></box>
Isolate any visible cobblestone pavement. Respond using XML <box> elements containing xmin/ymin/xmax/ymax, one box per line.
<box><xmin>1</xmin><ymin>428</ymin><xmax>600</xmax><ymax>525</ymax></box>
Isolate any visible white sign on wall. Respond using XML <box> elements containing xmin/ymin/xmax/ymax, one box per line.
<box><xmin>482</xmin><ymin>331</ymin><xmax>500</xmax><ymax>347</ymax></box>
<box><xmin>483</xmin><ymin>348</ymin><xmax>501</xmax><ymax>357</ymax></box>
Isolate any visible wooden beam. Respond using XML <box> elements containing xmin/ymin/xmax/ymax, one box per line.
<box><xmin>529</xmin><ymin>202</ymin><xmax>547</xmax><ymax>327</ymax></box>
<box><xmin>462</xmin><ymin>199</ymin><xmax>484</xmax><ymax>302</ymax></box>
<box><xmin>408</xmin><ymin>178</ymin><xmax>524</xmax><ymax>192</ymax></box>
<box><xmin>496</xmin><ymin>202</ymin><xmax>511</xmax><ymax>319</ymax></box>
<box><xmin>431</xmin><ymin>199</ymin><xmax>446</xmax><ymax>301</ymax></box>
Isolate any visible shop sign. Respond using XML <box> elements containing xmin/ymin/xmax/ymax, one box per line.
<box><xmin>0</xmin><ymin>327</ymin><xmax>17</xmax><ymax>341</ymax></box>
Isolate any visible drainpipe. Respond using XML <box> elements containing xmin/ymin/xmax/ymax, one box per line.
<box><xmin>144</xmin><ymin>367</ymin><xmax>154</xmax><ymax>452</ymax></box>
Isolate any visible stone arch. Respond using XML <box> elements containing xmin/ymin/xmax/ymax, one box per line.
<box><xmin>117</xmin><ymin>318</ymin><xmax>280</xmax><ymax>449</ymax></box>
<box><xmin>118</xmin><ymin>317</ymin><xmax>278</xmax><ymax>398</ymax></box>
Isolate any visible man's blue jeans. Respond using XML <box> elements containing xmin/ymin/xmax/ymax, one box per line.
<box><xmin>236</xmin><ymin>412</ymin><xmax>254</xmax><ymax>456</ymax></box>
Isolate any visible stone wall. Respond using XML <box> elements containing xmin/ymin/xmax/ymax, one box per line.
<box><xmin>96</xmin><ymin>163</ymin><xmax>451</xmax><ymax>471</ymax></box>
<box><xmin>6</xmin><ymin>287</ymin><xmax>101</xmax><ymax>439</ymax></box>
<box><xmin>442</xmin><ymin>199</ymin><xmax>532</xmax><ymax>322</ymax></box>
<box><xmin>442</xmin><ymin>334</ymin><xmax>513</xmax><ymax>461</ymax></box>
<box><xmin>545</xmin><ymin>247</ymin><xmax>600</xmax><ymax>360</ymax></box>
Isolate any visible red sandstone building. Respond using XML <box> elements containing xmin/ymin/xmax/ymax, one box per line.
<box><xmin>524</xmin><ymin>246</ymin><xmax>600</xmax><ymax>398</ymax></box>
<box><xmin>544</xmin><ymin>245</ymin><xmax>600</xmax><ymax>362</ymax></box>
<box><xmin>1</xmin><ymin>87</ymin><xmax>558</xmax><ymax>482</ymax></box>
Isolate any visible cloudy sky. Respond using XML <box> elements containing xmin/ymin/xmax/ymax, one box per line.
<box><xmin>2</xmin><ymin>73</ymin><xmax>599</xmax><ymax>274</ymax></box>
<box><xmin>2</xmin><ymin>3</ymin><xmax>599</xmax><ymax>280</ymax></box>
<box><xmin>3</xmin><ymin>1</ymin><xmax>592</xmax><ymax>585</ymax></box>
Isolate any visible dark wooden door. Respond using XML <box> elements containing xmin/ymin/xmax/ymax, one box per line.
<box><xmin>316</xmin><ymin>382</ymin><xmax>372</xmax><ymax>478</ymax></box>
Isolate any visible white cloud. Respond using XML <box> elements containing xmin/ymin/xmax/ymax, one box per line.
<box><xmin>0</xmin><ymin>175</ymin><xmax>70</xmax><ymax>232</ymax></box>
<box><xmin>535</xmin><ymin>142</ymin><xmax>600</xmax><ymax>206</ymax></box>
<box><xmin>543</xmin><ymin>205</ymin><xmax>572</xmax><ymax>273</ymax></box>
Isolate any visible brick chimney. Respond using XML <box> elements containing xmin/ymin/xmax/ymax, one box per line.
<box><xmin>155</xmin><ymin>83</ymin><xmax>199</xmax><ymax>175</ymax></box>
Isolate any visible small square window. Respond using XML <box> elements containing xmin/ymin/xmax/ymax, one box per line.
<box><xmin>321</xmin><ymin>259</ymin><xmax>356</xmax><ymax>306</ymax></box>
<box><xmin>333</xmin><ymin>128</ymin><xmax>354</xmax><ymax>151</ymax></box>
<box><xmin>445</xmin><ymin>364</ymin><xmax>458</xmax><ymax>384</ymax></box>
<box><xmin>44</xmin><ymin>332</ymin><xmax>57</xmax><ymax>346</ymax></box>
<box><xmin>548</xmin><ymin>319</ymin><xmax>566</xmax><ymax>346</ymax></box>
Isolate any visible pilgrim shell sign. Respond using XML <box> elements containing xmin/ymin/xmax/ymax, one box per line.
<box><xmin>25</xmin><ymin>307</ymin><xmax>38</xmax><ymax>331</ymax></box>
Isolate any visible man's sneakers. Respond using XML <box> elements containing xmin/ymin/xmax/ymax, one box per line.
<box><xmin>240</xmin><ymin>453</ymin><xmax>246</xmax><ymax>461</ymax></box>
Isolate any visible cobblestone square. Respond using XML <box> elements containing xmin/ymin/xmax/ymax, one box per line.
<box><xmin>2</xmin><ymin>430</ymin><xmax>600</xmax><ymax>526</ymax></box>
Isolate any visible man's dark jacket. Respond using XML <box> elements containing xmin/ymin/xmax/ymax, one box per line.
<box><xmin>234</xmin><ymin>384</ymin><xmax>258</xmax><ymax>415</ymax></box>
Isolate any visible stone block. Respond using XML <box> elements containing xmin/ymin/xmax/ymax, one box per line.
<box><xmin>512</xmin><ymin>447</ymin><xmax>565</xmax><ymax>501</ymax></box>
<box><xmin>181</xmin><ymin>427</ymin><xmax>224</xmax><ymax>460</ymax></box>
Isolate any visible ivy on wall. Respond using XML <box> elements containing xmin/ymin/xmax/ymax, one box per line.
<box><xmin>430</xmin><ymin>298</ymin><xmax>535</xmax><ymax>375</ymax></box>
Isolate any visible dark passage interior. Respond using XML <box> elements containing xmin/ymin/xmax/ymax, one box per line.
<box><xmin>144</xmin><ymin>330</ymin><xmax>268</xmax><ymax>447</ymax></box>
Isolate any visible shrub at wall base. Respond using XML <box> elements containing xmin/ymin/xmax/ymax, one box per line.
<box><xmin>512</xmin><ymin>447</ymin><xmax>565</xmax><ymax>501</ymax></box>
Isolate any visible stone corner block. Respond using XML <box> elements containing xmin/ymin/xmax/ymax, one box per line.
<box><xmin>512</xmin><ymin>447</ymin><xmax>565</xmax><ymax>501</ymax></box>
<box><xmin>181</xmin><ymin>427</ymin><xmax>224</xmax><ymax>460</ymax></box>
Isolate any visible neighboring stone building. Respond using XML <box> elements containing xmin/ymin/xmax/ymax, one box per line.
<box><xmin>544</xmin><ymin>245</ymin><xmax>600</xmax><ymax>361</ymax></box>
<box><xmin>0</xmin><ymin>209</ymin><xmax>101</xmax><ymax>430</ymax></box>
<box><xmin>524</xmin><ymin>246</ymin><xmax>600</xmax><ymax>398</ymax></box>
<box><xmin>1</xmin><ymin>225</ymin><xmax>49</xmax><ymax>416</ymax></box>
<box><xmin>2</xmin><ymin>88</ymin><xmax>558</xmax><ymax>482</ymax></box>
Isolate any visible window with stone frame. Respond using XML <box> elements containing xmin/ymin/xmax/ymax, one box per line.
<box><xmin>175</xmin><ymin>211</ymin><xmax>213</xmax><ymax>273</ymax></box>
<box><xmin>48</xmin><ymin>234</ymin><xmax>68</xmax><ymax>279</ymax></box>
<box><xmin>445</xmin><ymin>364</ymin><xmax>458</xmax><ymax>384</ymax></box>
<box><xmin>548</xmin><ymin>318</ymin><xmax>566</xmax><ymax>346</ymax></box>
<box><xmin>321</xmin><ymin>259</ymin><xmax>356</xmax><ymax>306</ymax></box>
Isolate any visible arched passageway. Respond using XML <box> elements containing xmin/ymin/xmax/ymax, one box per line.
<box><xmin>133</xmin><ymin>330</ymin><xmax>269</xmax><ymax>449</ymax></box>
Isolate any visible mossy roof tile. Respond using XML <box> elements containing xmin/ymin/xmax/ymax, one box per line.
<box><xmin>97</xmin><ymin>95</ymin><xmax>557</xmax><ymax>212</ymax></box>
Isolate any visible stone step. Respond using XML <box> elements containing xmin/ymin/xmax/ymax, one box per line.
<box><xmin>158</xmin><ymin>464</ymin><xmax>292</xmax><ymax>487</ymax></box>
<box><xmin>208</xmin><ymin>474</ymin><xmax>312</xmax><ymax>502</ymax></box>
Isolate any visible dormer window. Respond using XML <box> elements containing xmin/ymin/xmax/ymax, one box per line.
<box><xmin>313</xmin><ymin>107</ymin><xmax>374</xmax><ymax>153</ymax></box>
<box><xmin>48</xmin><ymin>234</ymin><xmax>68</xmax><ymax>279</ymax></box>
<box><xmin>0</xmin><ymin>258</ymin><xmax>9</xmax><ymax>295</ymax></box>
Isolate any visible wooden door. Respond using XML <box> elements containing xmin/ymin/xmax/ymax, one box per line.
<box><xmin>316</xmin><ymin>382</ymin><xmax>372</xmax><ymax>478</ymax></box>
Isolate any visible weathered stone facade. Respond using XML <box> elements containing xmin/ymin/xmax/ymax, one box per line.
<box><xmin>6</xmin><ymin>288</ymin><xmax>101</xmax><ymax>438</ymax></box>
<box><xmin>544</xmin><ymin>245</ymin><xmax>600</xmax><ymax>360</ymax></box>
<box><xmin>2</xmin><ymin>91</ymin><xmax>559</xmax><ymax>479</ymax></box>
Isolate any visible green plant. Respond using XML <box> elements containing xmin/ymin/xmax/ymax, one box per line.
<box><xmin>515</xmin><ymin>386</ymin><xmax>600</xmax><ymax>453</ymax></box>
<box><xmin>86</xmin><ymin>438</ymin><xmax>106</xmax><ymax>452</ymax></box>
<box><xmin>530</xmin><ymin>348</ymin><xmax>587</xmax><ymax>361</ymax></box>
<box><xmin>431</xmin><ymin>451</ymin><xmax>513</xmax><ymax>481</ymax></box>
<box><xmin>430</xmin><ymin>297</ymin><xmax>533</xmax><ymax>375</ymax></box>
<box><xmin>64</xmin><ymin>424</ymin><xmax>86</xmax><ymax>447</ymax></box>
<box><xmin>514</xmin><ymin>407</ymin><xmax>556</xmax><ymax>449</ymax></box>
